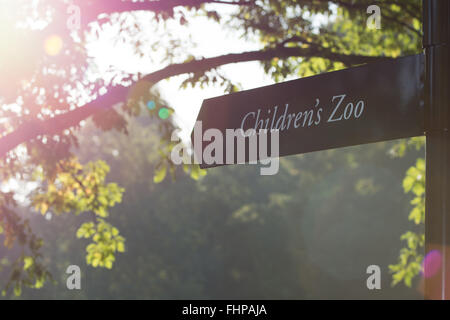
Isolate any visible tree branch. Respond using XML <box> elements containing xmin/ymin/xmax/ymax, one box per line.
<box><xmin>69</xmin><ymin>0</ymin><xmax>253</xmax><ymax>29</ymax></box>
<box><xmin>0</xmin><ymin>46</ymin><xmax>388</xmax><ymax>159</ymax></box>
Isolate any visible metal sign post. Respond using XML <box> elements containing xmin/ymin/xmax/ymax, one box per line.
<box><xmin>424</xmin><ymin>0</ymin><xmax>450</xmax><ymax>300</ymax></box>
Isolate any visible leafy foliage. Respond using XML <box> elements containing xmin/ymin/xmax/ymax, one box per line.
<box><xmin>389</xmin><ymin>139</ymin><xmax>425</xmax><ymax>287</ymax></box>
<box><xmin>12</xmin><ymin>116</ymin><xmax>421</xmax><ymax>299</ymax></box>
<box><xmin>78</xmin><ymin>219</ymin><xmax>125</xmax><ymax>269</ymax></box>
<box><xmin>31</xmin><ymin>158</ymin><xmax>125</xmax><ymax>270</ymax></box>
<box><xmin>0</xmin><ymin>192</ymin><xmax>52</xmax><ymax>297</ymax></box>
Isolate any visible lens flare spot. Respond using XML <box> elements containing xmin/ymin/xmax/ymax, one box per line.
<box><xmin>158</xmin><ymin>107</ymin><xmax>170</xmax><ymax>120</ymax></box>
<box><xmin>44</xmin><ymin>35</ymin><xmax>63</xmax><ymax>56</ymax></box>
<box><xmin>422</xmin><ymin>250</ymin><xmax>442</xmax><ymax>278</ymax></box>
<box><xmin>147</xmin><ymin>100</ymin><xmax>156</xmax><ymax>110</ymax></box>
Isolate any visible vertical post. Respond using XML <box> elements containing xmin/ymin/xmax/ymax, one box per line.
<box><xmin>424</xmin><ymin>0</ymin><xmax>450</xmax><ymax>300</ymax></box>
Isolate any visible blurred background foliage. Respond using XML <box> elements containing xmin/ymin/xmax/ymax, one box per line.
<box><xmin>4</xmin><ymin>115</ymin><xmax>423</xmax><ymax>299</ymax></box>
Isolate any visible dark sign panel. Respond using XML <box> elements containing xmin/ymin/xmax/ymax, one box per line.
<box><xmin>193</xmin><ymin>54</ymin><xmax>425</xmax><ymax>168</ymax></box>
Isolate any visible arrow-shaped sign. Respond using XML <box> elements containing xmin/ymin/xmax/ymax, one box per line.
<box><xmin>193</xmin><ymin>54</ymin><xmax>424</xmax><ymax>168</ymax></box>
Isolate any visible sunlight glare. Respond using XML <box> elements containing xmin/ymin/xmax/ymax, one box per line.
<box><xmin>44</xmin><ymin>34</ymin><xmax>63</xmax><ymax>56</ymax></box>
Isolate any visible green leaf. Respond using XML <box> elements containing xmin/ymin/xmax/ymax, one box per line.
<box><xmin>154</xmin><ymin>163</ymin><xmax>167</xmax><ymax>183</ymax></box>
<box><xmin>76</xmin><ymin>227</ymin><xmax>86</xmax><ymax>239</ymax></box>
<box><xmin>23</xmin><ymin>256</ymin><xmax>33</xmax><ymax>270</ymax></box>
<box><xmin>14</xmin><ymin>284</ymin><xmax>21</xmax><ymax>296</ymax></box>
<box><xmin>92</xmin><ymin>258</ymin><xmax>100</xmax><ymax>268</ymax></box>
<box><xmin>412</xmin><ymin>182</ymin><xmax>425</xmax><ymax>196</ymax></box>
<box><xmin>409</xmin><ymin>207</ymin><xmax>422</xmax><ymax>225</ymax></box>
<box><xmin>416</xmin><ymin>158</ymin><xmax>425</xmax><ymax>171</ymax></box>
<box><xmin>34</xmin><ymin>276</ymin><xmax>45</xmax><ymax>289</ymax></box>
<box><xmin>402</xmin><ymin>176</ymin><xmax>414</xmax><ymax>192</ymax></box>
<box><xmin>190</xmin><ymin>165</ymin><xmax>206</xmax><ymax>181</ymax></box>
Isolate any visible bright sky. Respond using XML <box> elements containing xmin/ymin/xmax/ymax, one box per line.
<box><xmin>87</xmin><ymin>4</ymin><xmax>277</xmax><ymax>140</ymax></box>
<box><xmin>87</xmin><ymin>3</ymin><xmax>333</xmax><ymax>140</ymax></box>
<box><xmin>159</xmin><ymin>16</ymin><xmax>276</xmax><ymax>139</ymax></box>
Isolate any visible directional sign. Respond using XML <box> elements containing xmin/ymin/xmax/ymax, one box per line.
<box><xmin>193</xmin><ymin>54</ymin><xmax>425</xmax><ymax>168</ymax></box>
